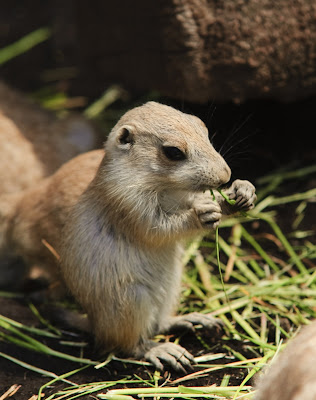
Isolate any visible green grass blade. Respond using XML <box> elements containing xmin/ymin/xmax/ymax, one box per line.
<box><xmin>0</xmin><ymin>351</ymin><xmax>75</xmax><ymax>384</ymax></box>
<box><xmin>218</xmin><ymin>236</ymin><xmax>259</xmax><ymax>284</ymax></box>
<box><xmin>259</xmin><ymin>214</ymin><xmax>307</xmax><ymax>273</ymax></box>
<box><xmin>0</xmin><ymin>314</ymin><xmax>60</xmax><ymax>338</ymax></box>
<box><xmin>84</xmin><ymin>86</ymin><xmax>124</xmax><ymax>119</ymax></box>
<box><xmin>232</xmin><ymin>350</ymin><xmax>275</xmax><ymax>400</ymax></box>
<box><xmin>0</xmin><ymin>316</ymin><xmax>97</xmax><ymax>365</ymax></box>
<box><xmin>241</xmin><ymin>226</ymin><xmax>279</xmax><ymax>272</ymax></box>
<box><xmin>0</xmin><ymin>27</ymin><xmax>51</xmax><ymax>66</ymax></box>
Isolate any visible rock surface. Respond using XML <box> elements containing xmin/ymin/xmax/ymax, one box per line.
<box><xmin>73</xmin><ymin>0</ymin><xmax>316</xmax><ymax>103</ymax></box>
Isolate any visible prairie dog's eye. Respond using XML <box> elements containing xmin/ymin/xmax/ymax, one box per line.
<box><xmin>162</xmin><ymin>146</ymin><xmax>186</xmax><ymax>161</ymax></box>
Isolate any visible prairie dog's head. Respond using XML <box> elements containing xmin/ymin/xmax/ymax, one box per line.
<box><xmin>104</xmin><ymin>102</ymin><xmax>231</xmax><ymax>191</ymax></box>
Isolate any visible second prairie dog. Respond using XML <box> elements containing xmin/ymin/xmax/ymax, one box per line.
<box><xmin>254</xmin><ymin>321</ymin><xmax>316</xmax><ymax>400</ymax></box>
<box><xmin>0</xmin><ymin>81</ymin><xmax>97</xmax><ymax>194</ymax></box>
<box><xmin>0</xmin><ymin>150</ymin><xmax>104</xmax><ymax>286</ymax></box>
<box><xmin>0</xmin><ymin>102</ymin><xmax>256</xmax><ymax>371</ymax></box>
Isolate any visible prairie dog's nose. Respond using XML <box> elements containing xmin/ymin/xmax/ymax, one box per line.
<box><xmin>218</xmin><ymin>163</ymin><xmax>231</xmax><ymax>186</ymax></box>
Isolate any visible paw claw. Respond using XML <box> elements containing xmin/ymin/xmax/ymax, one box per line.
<box><xmin>144</xmin><ymin>343</ymin><xmax>194</xmax><ymax>373</ymax></box>
<box><xmin>224</xmin><ymin>180</ymin><xmax>256</xmax><ymax>213</ymax></box>
<box><xmin>166</xmin><ymin>313</ymin><xmax>224</xmax><ymax>334</ymax></box>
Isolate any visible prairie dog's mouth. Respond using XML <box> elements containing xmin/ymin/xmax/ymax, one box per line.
<box><xmin>200</xmin><ymin>184</ymin><xmax>223</xmax><ymax>192</ymax></box>
<box><xmin>216</xmin><ymin>183</ymin><xmax>230</xmax><ymax>191</ymax></box>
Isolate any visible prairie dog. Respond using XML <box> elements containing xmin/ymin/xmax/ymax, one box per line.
<box><xmin>0</xmin><ymin>102</ymin><xmax>256</xmax><ymax>370</ymax></box>
<box><xmin>0</xmin><ymin>81</ymin><xmax>97</xmax><ymax>194</ymax></box>
<box><xmin>254</xmin><ymin>321</ymin><xmax>316</xmax><ymax>400</ymax></box>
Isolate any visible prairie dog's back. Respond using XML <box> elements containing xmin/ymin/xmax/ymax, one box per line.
<box><xmin>0</xmin><ymin>81</ymin><xmax>98</xmax><ymax>194</ymax></box>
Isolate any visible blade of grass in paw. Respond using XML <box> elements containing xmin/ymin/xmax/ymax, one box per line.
<box><xmin>211</xmin><ymin>187</ymin><xmax>247</xmax><ymax>307</ymax></box>
<box><xmin>210</xmin><ymin>189</ymin><xmax>230</xmax><ymax>309</ymax></box>
<box><xmin>210</xmin><ymin>189</ymin><xmax>216</xmax><ymax>201</ymax></box>
<box><xmin>217</xmin><ymin>189</ymin><xmax>236</xmax><ymax>206</ymax></box>
<box><xmin>217</xmin><ymin>189</ymin><xmax>248</xmax><ymax>216</ymax></box>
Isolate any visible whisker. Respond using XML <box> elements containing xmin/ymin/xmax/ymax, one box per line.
<box><xmin>205</xmin><ymin>101</ymin><xmax>216</xmax><ymax>127</ymax></box>
<box><xmin>224</xmin><ymin>145</ymin><xmax>258</xmax><ymax>167</ymax></box>
<box><xmin>221</xmin><ymin>135</ymin><xmax>254</xmax><ymax>158</ymax></box>
<box><xmin>221</xmin><ymin>131</ymin><xmax>257</xmax><ymax>158</ymax></box>
<box><xmin>219</xmin><ymin>114</ymin><xmax>253</xmax><ymax>154</ymax></box>
<box><xmin>225</xmin><ymin>151</ymin><xmax>254</xmax><ymax>164</ymax></box>
<box><xmin>210</xmin><ymin>130</ymin><xmax>218</xmax><ymax>142</ymax></box>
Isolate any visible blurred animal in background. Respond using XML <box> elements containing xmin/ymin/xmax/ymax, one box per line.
<box><xmin>0</xmin><ymin>80</ymin><xmax>99</xmax><ymax>288</ymax></box>
<box><xmin>0</xmin><ymin>80</ymin><xmax>98</xmax><ymax>194</ymax></box>
<box><xmin>254</xmin><ymin>321</ymin><xmax>316</xmax><ymax>400</ymax></box>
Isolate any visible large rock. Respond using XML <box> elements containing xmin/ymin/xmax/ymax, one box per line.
<box><xmin>73</xmin><ymin>0</ymin><xmax>316</xmax><ymax>103</ymax></box>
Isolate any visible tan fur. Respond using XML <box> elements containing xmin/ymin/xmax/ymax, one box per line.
<box><xmin>0</xmin><ymin>101</ymin><xmax>256</xmax><ymax>369</ymax></box>
<box><xmin>0</xmin><ymin>150</ymin><xmax>104</xmax><ymax>283</ymax></box>
<box><xmin>0</xmin><ymin>81</ymin><xmax>97</xmax><ymax>195</ymax></box>
<box><xmin>254</xmin><ymin>321</ymin><xmax>316</xmax><ymax>400</ymax></box>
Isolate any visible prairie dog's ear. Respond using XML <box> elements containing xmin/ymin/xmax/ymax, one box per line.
<box><xmin>117</xmin><ymin>126</ymin><xmax>134</xmax><ymax>149</ymax></box>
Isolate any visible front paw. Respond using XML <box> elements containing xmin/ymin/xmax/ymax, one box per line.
<box><xmin>144</xmin><ymin>342</ymin><xmax>194</xmax><ymax>373</ymax></box>
<box><xmin>225</xmin><ymin>179</ymin><xmax>257</xmax><ymax>211</ymax></box>
<box><xmin>193</xmin><ymin>196</ymin><xmax>222</xmax><ymax>229</ymax></box>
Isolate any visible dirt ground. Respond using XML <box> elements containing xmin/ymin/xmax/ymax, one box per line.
<box><xmin>0</xmin><ymin>296</ymin><xmax>255</xmax><ymax>399</ymax></box>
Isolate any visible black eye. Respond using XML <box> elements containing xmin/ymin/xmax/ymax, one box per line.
<box><xmin>162</xmin><ymin>146</ymin><xmax>186</xmax><ymax>161</ymax></box>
